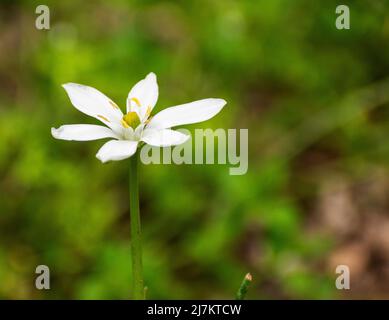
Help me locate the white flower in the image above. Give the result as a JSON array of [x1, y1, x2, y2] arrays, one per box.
[[51, 73, 227, 163]]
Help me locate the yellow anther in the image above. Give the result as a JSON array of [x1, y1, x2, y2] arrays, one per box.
[[146, 106, 152, 117], [109, 100, 120, 109], [97, 115, 110, 122], [130, 97, 141, 107]]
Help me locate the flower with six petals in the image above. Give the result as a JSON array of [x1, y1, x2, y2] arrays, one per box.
[[51, 73, 226, 163]]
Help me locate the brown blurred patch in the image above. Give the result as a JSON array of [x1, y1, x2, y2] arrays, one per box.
[[313, 170, 389, 298]]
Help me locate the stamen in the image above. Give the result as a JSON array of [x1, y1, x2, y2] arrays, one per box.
[[109, 100, 120, 109], [130, 97, 141, 107], [146, 106, 152, 117], [145, 116, 152, 125], [97, 115, 110, 122]]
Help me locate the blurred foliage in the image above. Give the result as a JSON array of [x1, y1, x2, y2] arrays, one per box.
[[1, 0, 389, 299]]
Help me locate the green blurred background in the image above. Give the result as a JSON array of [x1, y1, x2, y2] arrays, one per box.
[[1, 0, 389, 299]]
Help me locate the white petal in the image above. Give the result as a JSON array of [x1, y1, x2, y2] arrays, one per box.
[[127, 72, 158, 121], [141, 129, 190, 147], [146, 98, 226, 130], [96, 140, 138, 163], [62, 83, 123, 130], [51, 124, 119, 141]]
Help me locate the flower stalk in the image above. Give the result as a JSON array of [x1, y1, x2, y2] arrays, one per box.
[[129, 151, 144, 299]]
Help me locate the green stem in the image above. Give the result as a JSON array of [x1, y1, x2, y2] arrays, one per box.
[[236, 273, 252, 300], [129, 151, 144, 300]]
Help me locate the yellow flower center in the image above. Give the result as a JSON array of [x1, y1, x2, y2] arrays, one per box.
[[121, 111, 140, 129]]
